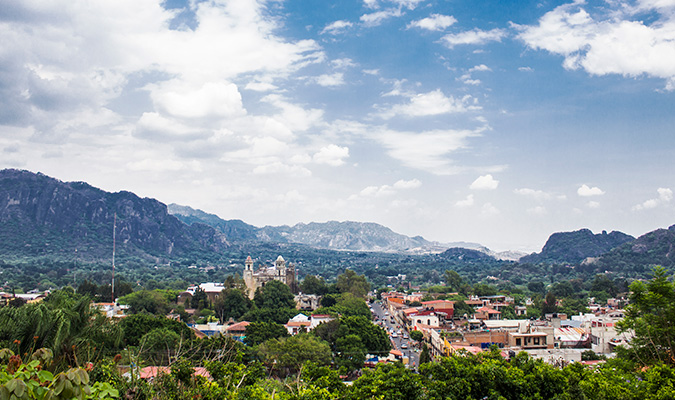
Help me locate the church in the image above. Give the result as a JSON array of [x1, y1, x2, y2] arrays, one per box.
[[243, 255, 297, 299]]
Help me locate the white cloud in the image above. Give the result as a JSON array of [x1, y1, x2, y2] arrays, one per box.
[[441, 28, 507, 48], [330, 120, 484, 175], [455, 194, 474, 207], [408, 14, 457, 31], [393, 179, 422, 189], [633, 187, 673, 210], [469, 64, 491, 72], [586, 201, 601, 208], [519, 66, 534, 72], [378, 89, 480, 118], [351, 178, 421, 199], [577, 184, 605, 197], [363, 0, 378, 9], [313, 73, 346, 87], [374, 128, 480, 174], [360, 8, 402, 26], [481, 202, 500, 216], [321, 20, 353, 35], [391, 0, 425, 9], [514, 188, 552, 200], [313, 144, 350, 166], [516, 1, 675, 90], [470, 174, 499, 190], [149, 80, 246, 120]]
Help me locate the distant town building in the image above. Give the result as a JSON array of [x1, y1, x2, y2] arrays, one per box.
[[243, 255, 297, 299]]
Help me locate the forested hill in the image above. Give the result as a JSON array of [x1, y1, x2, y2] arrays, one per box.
[[520, 228, 635, 265], [0, 169, 228, 262], [596, 224, 675, 272]]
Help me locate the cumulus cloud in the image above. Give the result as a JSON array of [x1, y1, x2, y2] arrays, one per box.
[[350, 178, 421, 199], [313, 144, 350, 166], [516, 0, 675, 90], [514, 188, 552, 200], [360, 8, 402, 26], [470, 174, 499, 190], [408, 14, 457, 31], [441, 28, 507, 48], [481, 202, 500, 216], [586, 201, 600, 209], [455, 194, 474, 207], [577, 184, 605, 197], [633, 187, 673, 210], [393, 179, 422, 189], [313, 73, 346, 87], [321, 20, 353, 35], [377, 89, 480, 118]]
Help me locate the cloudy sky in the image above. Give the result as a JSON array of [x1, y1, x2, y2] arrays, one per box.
[[1, 0, 674, 252]]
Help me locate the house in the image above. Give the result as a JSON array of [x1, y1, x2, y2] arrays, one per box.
[[475, 306, 501, 321], [178, 282, 227, 305], [508, 332, 551, 349], [285, 314, 311, 335], [309, 314, 333, 330], [224, 321, 250, 342], [409, 310, 441, 328]]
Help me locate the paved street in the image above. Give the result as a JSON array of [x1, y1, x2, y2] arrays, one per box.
[[370, 300, 420, 369]]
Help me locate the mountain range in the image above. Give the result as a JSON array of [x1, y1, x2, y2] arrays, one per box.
[[1, 169, 673, 272]]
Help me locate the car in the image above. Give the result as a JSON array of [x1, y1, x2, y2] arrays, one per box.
[[403, 334, 409, 339], [391, 333, 397, 338], [401, 343, 408, 349]]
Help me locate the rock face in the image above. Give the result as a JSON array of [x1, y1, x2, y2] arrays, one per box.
[[268, 221, 433, 252], [520, 228, 635, 265], [0, 169, 228, 260], [170, 204, 439, 253], [598, 224, 675, 268]]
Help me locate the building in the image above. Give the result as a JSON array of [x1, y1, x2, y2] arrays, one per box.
[[243, 255, 297, 299]]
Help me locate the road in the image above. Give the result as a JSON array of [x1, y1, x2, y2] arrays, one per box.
[[370, 300, 420, 369]]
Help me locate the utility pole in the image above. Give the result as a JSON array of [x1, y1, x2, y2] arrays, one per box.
[[112, 213, 116, 303]]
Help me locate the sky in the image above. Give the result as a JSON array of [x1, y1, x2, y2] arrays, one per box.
[[1, 0, 674, 253]]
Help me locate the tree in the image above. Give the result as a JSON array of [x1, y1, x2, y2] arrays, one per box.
[[257, 334, 331, 376], [244, 322, 289, 347], [350, 363, 423, 400], [542, 292, 558, 315], [337, 316, 391, 356], [191, 287, 209, 310], [253, 280, 296, 310], [410, 330, 424, 343], [336, 269, 370, 298], [214, 288, 251, 323], [419, 343, 431, 365], [444, 270, 464, 291], [300, 275, 328, 295], [335, 334, 367, 373], [616, 266, 675, 366], [528, 281, 546, 295], [118, 290, 170, 315]]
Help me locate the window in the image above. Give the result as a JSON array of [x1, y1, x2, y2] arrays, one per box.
[[516, 338, 522, 346]]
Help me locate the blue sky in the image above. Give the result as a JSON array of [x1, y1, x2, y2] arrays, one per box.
[[1, 0, 674, 252]]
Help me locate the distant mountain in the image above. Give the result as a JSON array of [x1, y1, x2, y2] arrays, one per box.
[[0, 169, 228, 262], [169, 203, 445, 253], [520, 228, 635, 265], [168, 204, 259, 242], [596, 224, 675, 270]]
